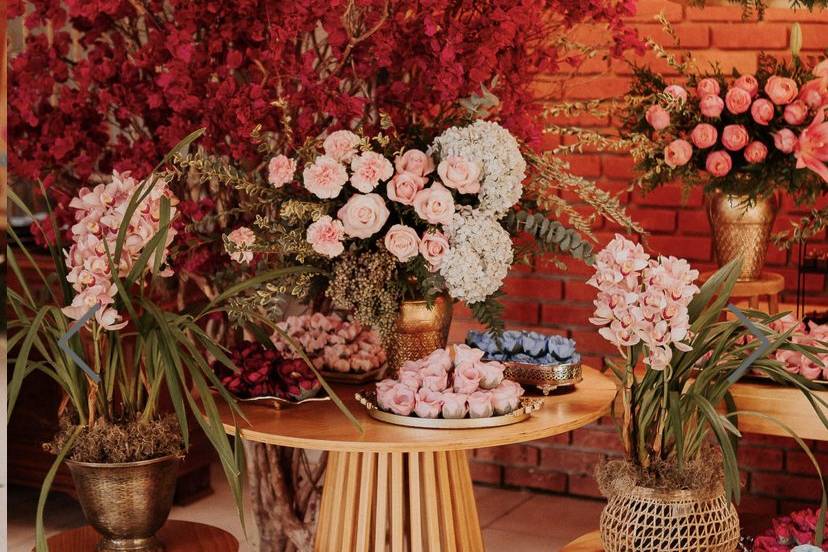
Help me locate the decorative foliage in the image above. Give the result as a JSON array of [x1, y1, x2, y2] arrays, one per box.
[[506, 211, 596, 265]]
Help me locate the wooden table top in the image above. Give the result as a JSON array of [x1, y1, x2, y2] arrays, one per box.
[[562, 530, 602, 552], [699, 271, 785, 296], [217, 366, 617, 453], [38, 520, 239, 552], [730, 377, 828, 441]]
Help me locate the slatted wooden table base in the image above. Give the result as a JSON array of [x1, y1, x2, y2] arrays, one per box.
[[315, 450, 482, 552]]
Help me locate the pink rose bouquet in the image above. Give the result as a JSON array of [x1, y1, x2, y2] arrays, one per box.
[[374, 345, 521, 419]]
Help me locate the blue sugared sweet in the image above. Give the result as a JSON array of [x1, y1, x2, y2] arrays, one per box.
[[466, 330, 578, 365]]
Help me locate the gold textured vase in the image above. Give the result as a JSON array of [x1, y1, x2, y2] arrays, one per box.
[[387, 296, 453, 376], [706, 192, 779, 281], [66, 455, 181, 552]]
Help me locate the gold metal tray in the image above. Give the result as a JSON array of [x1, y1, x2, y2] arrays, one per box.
[[355, 390, 543, 429], [502, 361, 582, 395], [232, 393, 329, 409]]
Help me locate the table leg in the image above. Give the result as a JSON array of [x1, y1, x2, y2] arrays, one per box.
[[314, 450, 483, 552]]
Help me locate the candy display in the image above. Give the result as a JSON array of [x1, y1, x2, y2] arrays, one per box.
[[215, 341, 321, 401], [466, 330, 580, 365], [272, 312, 386, 375], [769, 314, 828, 382], [373, 345, 526, 419]]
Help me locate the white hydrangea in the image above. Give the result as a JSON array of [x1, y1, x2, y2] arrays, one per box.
[[439, 209, 513, 304], [430, 120, 526, 218]]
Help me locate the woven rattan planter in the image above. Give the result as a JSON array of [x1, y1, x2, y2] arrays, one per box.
[[600, 485, 740, 552]]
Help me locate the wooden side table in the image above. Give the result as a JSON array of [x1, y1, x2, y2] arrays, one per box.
[[37, 520, 239, 552], [217, 367, 617, 552], [700, 271, 785, 314], [562, 530, 602, 552]]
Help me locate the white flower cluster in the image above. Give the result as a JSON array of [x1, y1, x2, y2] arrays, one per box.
[[439, 209, 513, 303], [430, 120, 526, 217]]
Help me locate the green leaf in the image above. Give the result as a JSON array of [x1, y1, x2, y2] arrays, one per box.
[[36, 426, 82, 552], [9, 306, 50, 419]]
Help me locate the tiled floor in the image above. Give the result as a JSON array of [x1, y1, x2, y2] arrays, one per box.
[[8, 466, 604, 551]]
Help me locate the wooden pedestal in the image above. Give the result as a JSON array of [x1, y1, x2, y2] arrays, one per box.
[[315, 450, 482, 552]]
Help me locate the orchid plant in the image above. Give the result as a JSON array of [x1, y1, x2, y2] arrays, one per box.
[[590, 235, 828, 540]]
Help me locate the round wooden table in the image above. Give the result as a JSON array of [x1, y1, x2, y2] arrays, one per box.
[[700, 271, 785, 314], [562, 530, 602, 552], [217, 366, 617, 552], [37, 520, 239, 551]]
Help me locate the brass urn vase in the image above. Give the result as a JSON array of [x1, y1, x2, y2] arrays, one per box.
[[600, 485, 740, 552], [706, 192, 779, 281], [387, 295, 453, 375], [66, 454, 181, 552]]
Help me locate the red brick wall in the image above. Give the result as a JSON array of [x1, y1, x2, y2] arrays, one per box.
[[456, 1, 828, 519]]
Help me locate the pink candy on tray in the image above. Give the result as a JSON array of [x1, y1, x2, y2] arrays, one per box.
[[770, 314, 828, 381], [375, 345, 525, 419]]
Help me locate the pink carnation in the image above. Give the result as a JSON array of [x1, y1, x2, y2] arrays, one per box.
[[268, 155, 296, 188], [322, 130, 360, 163], [303, 155, 348, 199], [306, 215, 345, 258], [350, 151, 393, 193], [227, 226, 256, 264]]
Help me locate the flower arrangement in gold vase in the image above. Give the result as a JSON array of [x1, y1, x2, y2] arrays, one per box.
[[549, 20, 828, 280], [588, 235, 828, 551]]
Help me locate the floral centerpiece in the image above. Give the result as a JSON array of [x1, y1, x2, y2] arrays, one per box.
[[550, 21, 828, 279], [588, 235, 828, 551]]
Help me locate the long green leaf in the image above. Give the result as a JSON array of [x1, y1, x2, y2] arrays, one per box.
[[36, 426, 82, 552], [9, 306, 50, 419]]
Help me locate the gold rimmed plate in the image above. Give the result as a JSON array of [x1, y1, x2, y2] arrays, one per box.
[[319, 365, 386, 385], [354, 390, 543, 429], [501, 360, 582, 395]]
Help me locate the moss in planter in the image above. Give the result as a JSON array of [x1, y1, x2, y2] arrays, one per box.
[[46, 413, 185, 463]]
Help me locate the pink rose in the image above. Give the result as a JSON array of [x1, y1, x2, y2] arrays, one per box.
[[413, 183, 455, 225], [306, 215, 345, 258], [453, 362, 482, 394], [226, 226, 256, 264], [376, 378, 398, 410], [721, 125, 749, 151], [799, 78, 828, 109], [815, 60, 828, 79], [645, 105, 670, 130], [690, 123, 718, 149], [337, 193, 390, 239], [700, 94, 725, 118], [734, 74, 759, 97], [322, 130, 360, 163], [419, 230, 449, 271], [394, 149, 435, 177], [384, 224, 420, 262], [664, 84, 688, 102], [784, 100, 809, 125], [750, 98, 775, 125], [477, 361, 505, 390], [420, 363, 449, 392], [453, 344, 485, 366], [440, 392, 468, 419], [437, 156, 481, 194], [725, 87, 752, 114], [414, 388, 443, 418], [350, 151, 393, 193], [303, 155, 348, 199], [422, 348, 452, 372], [765, 76, 799, 105], [663, 139, 693, 168], [490, 380, 525, 415], [399, 370, 422, 390], [382, 382, 416, 416], [773, 128, 798, 153], [401, 359, 425, 372], [705, 150, 732, 177], [696, 78, 721, 98], [744, 141, 768, 164], [268, 154, 296, 188], [386, 172, 426, 205], [467, 391, 494, 419]]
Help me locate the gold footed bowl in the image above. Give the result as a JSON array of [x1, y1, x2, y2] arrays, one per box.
[[600, 484, 740, 552], [706, 191, 779, 281], [387, 295, 453, 376], [66, 454, 182, 552]]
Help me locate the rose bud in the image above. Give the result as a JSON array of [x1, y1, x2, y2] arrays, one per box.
[[414, 389, 443, 419], [491, 380, 525, 415], [784, 100, 808, 125], [477, 361, 506, 390], [750, 99, 775, 126], [440, 392, 469, 419], [467, 391, 495, 419]]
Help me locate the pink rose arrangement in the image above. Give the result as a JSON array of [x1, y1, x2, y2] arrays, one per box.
[[272, 313, 386, 374], [589, 235, 699, 371], [620, 53, 828, 203], [375, 345, 525, 419], [62, 170, 178, 330]]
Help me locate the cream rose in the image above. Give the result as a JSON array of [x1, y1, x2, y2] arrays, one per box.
[[387, 172, 426, 205], [384, 224, 420, 262], [337, 193, 390, 238], [437, 156, 481, 194], [303, 155, 348, 199], [306, 215, 345, 258], [413, 183, 455, 226], [322, 130, 361, 163], [419, 230, 449, 271], [394, 149, 435, 177]]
